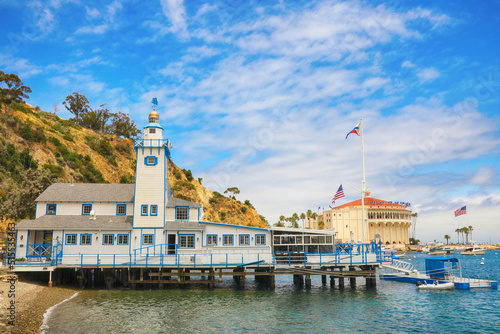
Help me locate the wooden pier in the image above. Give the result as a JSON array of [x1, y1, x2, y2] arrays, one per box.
[[23, 264, 378, 290]]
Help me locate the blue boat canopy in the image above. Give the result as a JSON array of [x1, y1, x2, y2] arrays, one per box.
[[425, 257, 459, 279]]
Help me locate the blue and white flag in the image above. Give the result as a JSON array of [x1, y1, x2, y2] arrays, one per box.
[[152, 97, 158, 106]]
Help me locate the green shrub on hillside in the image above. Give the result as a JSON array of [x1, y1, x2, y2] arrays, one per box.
[[42, 164, 64, 177]]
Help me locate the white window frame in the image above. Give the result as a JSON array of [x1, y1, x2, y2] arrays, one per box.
[[207, 234, 217, 246], [118, 234, 129, 245], [179, 234, 195, 248], [103, 234, 114, 245], [175, 207, 189, 221]]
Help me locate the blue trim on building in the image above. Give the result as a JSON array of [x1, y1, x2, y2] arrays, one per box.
[[178, 234, 195, 248], [65, 234, 77, 245], [206, 234, 218, 246], [141, 205, 148, 216], [223, 234, 234, 246], [255, 234, 266, 245], [118, 234, 129, 245], [103, 234, 114, 245], [239, 234, 250, 246], [175, 206, 189, 221], [80, 234, 92, 245], [116, 204, 127, 215], [200, 221, 268, 231], [144, 156, 158, 166], [46, 203, 57, 215], [142, 234, 154, 246], [82, 204, 92, 215], [150, 205, 158, 216]]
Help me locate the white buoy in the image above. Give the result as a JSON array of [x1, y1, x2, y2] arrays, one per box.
[[480, 262, 484, 265], [408, 259, 411, 261], [413, 256, 416, 258], [481, 257, 485, 260]]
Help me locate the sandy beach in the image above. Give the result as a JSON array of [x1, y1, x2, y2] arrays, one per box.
[[0, 271, 78, 334]]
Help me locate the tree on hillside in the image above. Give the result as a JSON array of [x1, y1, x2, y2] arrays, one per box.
[[63, 92, 90, 121], [0, 169, 58, 220], [108, 111, 140, 138], [444, 234, 451, 245], [80, 104, 111, 132], [224, 187, 240, 200], [0, 70, 32, 113]]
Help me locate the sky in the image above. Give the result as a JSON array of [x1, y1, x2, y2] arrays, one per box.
[[1, 0, 499, 243]]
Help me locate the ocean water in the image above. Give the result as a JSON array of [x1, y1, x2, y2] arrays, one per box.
[[44, 252, 500, 333]]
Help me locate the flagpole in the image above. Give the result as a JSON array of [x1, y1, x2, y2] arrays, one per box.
[[360, 118, 366, 243]]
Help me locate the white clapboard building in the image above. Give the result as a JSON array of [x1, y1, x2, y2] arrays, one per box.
[[13, 111, 279, 269]]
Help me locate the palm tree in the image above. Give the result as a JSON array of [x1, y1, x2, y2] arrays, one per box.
[[444, 234, 451, 245], [463, 227, 470, 244], [455, 228, 461, 244], [279, 215, 285, 225], [318, 220, 324, 229], [300, 213, 306, 228], [468, 225, 473, 244]]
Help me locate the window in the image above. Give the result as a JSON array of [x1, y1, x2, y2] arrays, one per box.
[[207, 234, 217, 246], [82, 204, 92, 215], [239, 234, 249, 246], [66, 234, 76, 245], [144, 156, 158, 166], [256, 234, 266, 245], [141, 205, 148, 216], [46, 204, 56, 215], [103, 234, 114, 245], [117, 204, 126, 215], [143, 234, 153, 245], [179, 234, 195, 248], [150, 205, 158, 216], [149, 128, 156, 134], [223, 234, 233, 246], [175, 207, 189, 220], [118, 234, 129, 245], [81, 234, 91, 245]]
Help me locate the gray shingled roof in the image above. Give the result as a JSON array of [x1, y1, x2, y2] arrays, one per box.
[[166, 197, 202, 208], [164, 221, 205, 230], [16, 215, 133, 230], [36, 183, 135, 203]]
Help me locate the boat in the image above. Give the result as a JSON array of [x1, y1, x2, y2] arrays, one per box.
[[380, 257, 498, 290], [427, 246, 455, 256], [460, 245, 486, 256], [416, 281, 455, 290]]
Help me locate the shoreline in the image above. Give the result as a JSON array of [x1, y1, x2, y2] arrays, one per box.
[[0, 274, 79, 334]]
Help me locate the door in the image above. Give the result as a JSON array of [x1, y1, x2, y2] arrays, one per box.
[[167, 234, 176, 254]]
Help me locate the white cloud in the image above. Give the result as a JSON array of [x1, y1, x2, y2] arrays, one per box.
[[417, 67, 440, 82], [75, 24, 110, 35], [160, 0, 188, 38], [0, 53, 42, 78], [85, 6, 100, 19], [401, 60, 416, 68]]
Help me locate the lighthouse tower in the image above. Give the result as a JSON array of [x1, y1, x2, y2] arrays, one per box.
[[133, 110, 171, 230]]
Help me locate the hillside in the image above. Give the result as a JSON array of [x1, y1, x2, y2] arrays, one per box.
[[0, 103, 268, 229]]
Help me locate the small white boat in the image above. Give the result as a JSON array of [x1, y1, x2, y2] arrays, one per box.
[[427, 246, 455, 255], [460, 245, 486, 256], [416, 281, 455, 290]]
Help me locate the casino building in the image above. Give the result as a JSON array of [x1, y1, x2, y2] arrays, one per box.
[[306, 190, 412, 244]]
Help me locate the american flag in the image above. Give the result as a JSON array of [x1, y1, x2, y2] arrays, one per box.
[[332, 185, 345, 204], [454, 205, 467, 217]]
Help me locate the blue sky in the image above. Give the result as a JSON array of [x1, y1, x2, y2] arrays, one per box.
[[1, 0, 500, 243]]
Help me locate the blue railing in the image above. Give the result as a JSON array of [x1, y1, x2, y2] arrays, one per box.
[[27, 244, 52, 257], [16, 243, 391, 268], [134, 139, 170, 148]]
